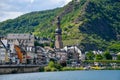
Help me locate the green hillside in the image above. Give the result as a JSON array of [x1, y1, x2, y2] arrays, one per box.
[[0, 0, 120, 51]]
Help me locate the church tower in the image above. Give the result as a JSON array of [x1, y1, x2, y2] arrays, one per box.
[[55, 16, 63, 49]]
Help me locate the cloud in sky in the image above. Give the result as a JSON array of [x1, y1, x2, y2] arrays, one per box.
[[0, 11, 23, 22], [0, 0, 72, 22]]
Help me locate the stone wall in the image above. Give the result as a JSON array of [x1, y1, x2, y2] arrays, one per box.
[[0, 65, 41, 74]]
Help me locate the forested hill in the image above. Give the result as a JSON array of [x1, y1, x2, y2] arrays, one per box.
[[0, 0, 120, 51]]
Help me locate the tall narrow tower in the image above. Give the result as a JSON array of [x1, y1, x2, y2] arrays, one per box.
[[55, 16, 63, 49]]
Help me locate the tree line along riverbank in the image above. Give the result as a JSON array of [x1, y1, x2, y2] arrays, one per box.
[[39, 60, 120, 72]]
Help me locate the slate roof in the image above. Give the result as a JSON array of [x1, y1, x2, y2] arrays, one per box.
[[7, 34, 34, 39]]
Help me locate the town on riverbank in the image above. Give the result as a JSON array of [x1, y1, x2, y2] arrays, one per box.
[[0, 17, 120, 73]]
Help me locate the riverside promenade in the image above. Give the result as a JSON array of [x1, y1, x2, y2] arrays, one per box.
[[0, 65, 44, 74]]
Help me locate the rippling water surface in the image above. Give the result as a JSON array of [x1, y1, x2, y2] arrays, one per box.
[[0, 70, 120, 80]]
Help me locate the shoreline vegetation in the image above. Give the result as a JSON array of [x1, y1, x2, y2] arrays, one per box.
[[42, 66, 120, 72], [41, 60, 120, 72]]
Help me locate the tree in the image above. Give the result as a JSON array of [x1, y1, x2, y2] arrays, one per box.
[[86, 51, 95, 60], [103, 51, 112, 60], [50, 42, 54, 48], [95, 54, 103, 60], [44, 61, 62, 71], [55, 62, 62, 70], [48, 61, 55, 68], [117, 55, 120, 60], [108, 43, 120, 52]]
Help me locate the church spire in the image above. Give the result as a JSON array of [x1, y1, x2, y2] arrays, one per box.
[[57, 16, 60, 28], [55, 16, 63, 49], [55, 16, 62, 35]]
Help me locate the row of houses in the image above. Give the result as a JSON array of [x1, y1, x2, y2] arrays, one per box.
[[0, 34, 35, 64], [1, 33, 119, 66], [0, 33, 84, 65]]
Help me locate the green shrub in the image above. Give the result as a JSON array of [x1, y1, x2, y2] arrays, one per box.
[[62, 67, 84, 71], [44, 66, 51, 72], [44, 61, 62, 72], [51, 68, 57, 71], [48, 61, 55, 68]]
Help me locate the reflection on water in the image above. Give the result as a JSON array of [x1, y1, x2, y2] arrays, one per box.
[[0, 70, 120, 80]]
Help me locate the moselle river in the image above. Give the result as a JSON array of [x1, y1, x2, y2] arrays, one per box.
[[0, 70, 120, 80]]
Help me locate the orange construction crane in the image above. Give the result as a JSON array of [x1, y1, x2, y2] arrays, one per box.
[[14, 45, 27, 63]]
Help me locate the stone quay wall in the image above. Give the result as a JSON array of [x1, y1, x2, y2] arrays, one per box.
[[0, 65, 42, 74]]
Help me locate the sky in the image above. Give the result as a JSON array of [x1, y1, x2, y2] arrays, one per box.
[[0, 0, 72, 22]]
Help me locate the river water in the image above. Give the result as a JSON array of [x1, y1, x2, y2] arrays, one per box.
[[0, 70, 120, 80]]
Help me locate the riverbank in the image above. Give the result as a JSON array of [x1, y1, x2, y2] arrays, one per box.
[[0, 65, 120, 75], [42, 61, 120, 72], [1, 60, 120, 74], [43, 66, 120, 72], [0, 65, 43, 74]]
